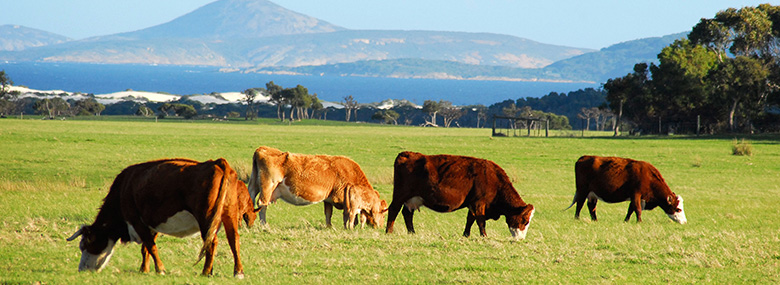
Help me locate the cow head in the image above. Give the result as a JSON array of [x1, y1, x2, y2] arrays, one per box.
[[236, 180, 260, 228], [248, 146, 287, 210], [506, 204, 535, 241], [664, 194, 687, 224], [66, 225, 117, 272], [364, 200, 389, 229]]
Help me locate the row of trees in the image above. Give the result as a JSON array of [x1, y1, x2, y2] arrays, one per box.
[[605, 4, 780, 134], [243, 81, 325, 121]]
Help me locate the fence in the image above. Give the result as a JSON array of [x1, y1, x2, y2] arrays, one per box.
[[491, 115, 549, 137]]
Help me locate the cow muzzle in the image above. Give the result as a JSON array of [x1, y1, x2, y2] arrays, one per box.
[[77, 239, 116, 272]]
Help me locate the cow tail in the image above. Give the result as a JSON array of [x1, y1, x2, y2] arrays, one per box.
[[563, 200, 576, 211], [196, 160, 231, 265]]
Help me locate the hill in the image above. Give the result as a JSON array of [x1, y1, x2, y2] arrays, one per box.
[[246, 33, 686, 83], [0, 0, 592, 69], [0, 25, 71, 51], [541, 32, 688, 82]]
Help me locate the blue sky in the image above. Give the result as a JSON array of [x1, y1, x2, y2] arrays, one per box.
[[1, 0, 776, 49]]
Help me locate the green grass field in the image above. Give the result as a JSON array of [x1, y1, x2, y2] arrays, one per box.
[[1, 118, 779, 283]]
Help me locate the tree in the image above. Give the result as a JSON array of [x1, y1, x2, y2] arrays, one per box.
[[33, 97, 69, 118], [422, 100, 442, 126], [73, 98, 105, 116], [135, 104, 154, 117], [439, 102, 464, 128], [649, 39, 718, 122], [342, 95, 358, 122], [371, 109, 400, 124], [310, 93, 324, 119], [707, 56, 770, 132], [0, 70, 18, 116], [604, 63, 651, 135], [242, 88, 262, 120], [0, 70, 12, 97], [288, 85, 311, 120], [265, 81, 284, 121]]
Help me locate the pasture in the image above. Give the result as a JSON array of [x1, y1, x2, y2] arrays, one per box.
[[1, 118, 778, 283]]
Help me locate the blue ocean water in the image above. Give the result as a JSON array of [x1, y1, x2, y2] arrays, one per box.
[[0, 61, 597, 105]]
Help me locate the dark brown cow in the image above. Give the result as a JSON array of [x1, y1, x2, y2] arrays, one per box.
[[566, 155, 687, 224], [67, 158, 259, 278], [385, 151, 535, 240]]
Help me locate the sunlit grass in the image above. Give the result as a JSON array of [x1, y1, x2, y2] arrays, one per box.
[[1, 118, 778, 283]]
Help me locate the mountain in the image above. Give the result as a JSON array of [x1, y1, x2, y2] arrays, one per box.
[[247, 33, 687, 83], [0, 0, 592, 69], [99, 0, 344, 40], [541, 32, 688, 82], [0, 25, 71, 51]]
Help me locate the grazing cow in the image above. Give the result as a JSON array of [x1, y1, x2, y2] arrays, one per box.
[[566, 155, 687, 224], [247, 146, 387, 229], [67, 158, 259, 278], [385, 151, 535, 240]]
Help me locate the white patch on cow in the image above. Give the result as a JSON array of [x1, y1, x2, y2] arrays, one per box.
[[274, 178, 317, 206], [667, 195, 687, 224], [404, 196, 424, 211], [126, 223, 141, 243], [509, 208, 535, 241], [154, 211, 200, 238], [78, 239, 116, 272], [641, 200, 647, 210]]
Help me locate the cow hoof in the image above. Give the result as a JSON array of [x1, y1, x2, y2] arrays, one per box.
[[235, 273, 245, 279]]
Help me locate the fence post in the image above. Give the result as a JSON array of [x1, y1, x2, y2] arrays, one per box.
[[545, 120, 549, 137], [696, 115, 701, 136], [491, 116, 496, 136]]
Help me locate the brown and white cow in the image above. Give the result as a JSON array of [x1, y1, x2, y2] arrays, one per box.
[[247, 146, 387, 229], [67, 158, 259, 278], [566, 155, 687, 224], [385, 151, 535, 240]]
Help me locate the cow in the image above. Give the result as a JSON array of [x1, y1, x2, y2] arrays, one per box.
[[566, 155, 687, 224], [247, 146, 387, 229], [66, 158, 259, 278], [385, 151, 536, 240]]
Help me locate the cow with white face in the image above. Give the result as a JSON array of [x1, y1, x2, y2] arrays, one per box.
[[386, 151, 536, 240], [247, 146, 387, 229], [67, 158, 258, 277], [567, 155, 687, 224]]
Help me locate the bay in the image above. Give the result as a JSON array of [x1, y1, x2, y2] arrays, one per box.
[[1, 61, 597, 105]]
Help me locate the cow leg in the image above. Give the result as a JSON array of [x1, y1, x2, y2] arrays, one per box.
[[257, 206, 267, 226], [626, 195, 642, 222], [359, 211, 367, 229], [134, 225, 166, 274], [324, 202, 333, 228], [573, 193, 588, 219], [463, 211, 476, 237], [401, 205, 416, 234], [342, 209, 356, 230], [201, 234, 218, 276], [473, 206, 488, 237], [385, 202, 403, 233], [222, 212, 244, 278], [139, 233, 158, 273], [587, 195, 598, 221]]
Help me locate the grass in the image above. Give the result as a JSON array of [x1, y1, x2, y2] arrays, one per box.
[[1, 118, 779, 283]]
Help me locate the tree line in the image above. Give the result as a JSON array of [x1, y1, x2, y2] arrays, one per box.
[[1, 68, 609, 129], [604, 4, 780, 134]]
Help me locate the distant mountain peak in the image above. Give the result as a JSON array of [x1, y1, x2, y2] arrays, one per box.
[[114, 0, 345, 40], [0, 25, 71, 51]]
